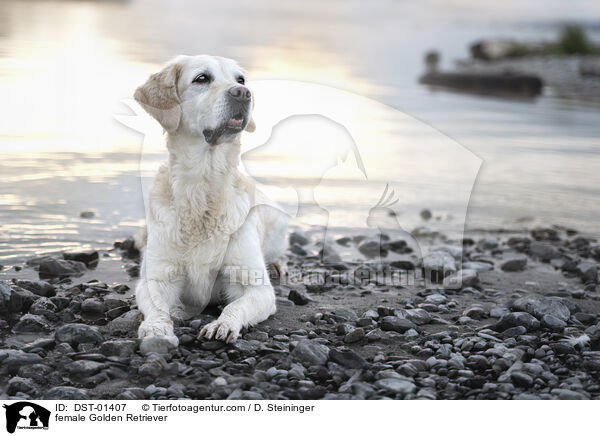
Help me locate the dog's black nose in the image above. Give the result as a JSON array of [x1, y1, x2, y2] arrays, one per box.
[[228, 85, 251, 101]]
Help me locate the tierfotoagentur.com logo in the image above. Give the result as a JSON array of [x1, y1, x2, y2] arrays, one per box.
[[2, 402, 50, 433]]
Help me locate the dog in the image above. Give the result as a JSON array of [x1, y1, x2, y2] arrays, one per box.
[[133, 55, 288, 353]]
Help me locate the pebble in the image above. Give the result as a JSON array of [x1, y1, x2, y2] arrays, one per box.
[[7, 376, 40, 397], [81, 298, 106, 314], [530, 242, 560, 262], [541, 314, 566, 331], [13, 314, 51, 332], [38, 259, 87, 278], [344, 328, 365, 343], [291, 340, 329, 366], [422, 251, 456, 283], [55, 323, 104, 346], [287, 289, 310, 306], [576, 261, 598, 283], [1, 350, 44, 373], [100, 339, 138, 357], [405, 308, 432, 325], [63, 251, 100, 268], [510, 371, 534, 388], [65, 360, 107, 377], [358, 239, 385, 259], [425, 293, 448, 305], [13, 280, 56, 297], [501, 257, 527, 272], [550, 388, 589, 400], [44, 386, 89, 400], [375, 378, 416, 395], [463, 305, 486, 320], [494, 312, 540, 332], [510, 297, 570, 322], [289, 231, 310, 246], [380, 316, 417, 333], [329, 349, 369, 369]]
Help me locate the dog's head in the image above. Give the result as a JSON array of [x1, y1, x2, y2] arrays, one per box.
[[134, 55, 255, 145]]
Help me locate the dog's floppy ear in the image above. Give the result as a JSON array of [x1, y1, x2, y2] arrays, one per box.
[[134, 62, 182, 132]]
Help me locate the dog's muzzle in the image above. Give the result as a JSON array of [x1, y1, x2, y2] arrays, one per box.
[[203, 86, 251, 146]]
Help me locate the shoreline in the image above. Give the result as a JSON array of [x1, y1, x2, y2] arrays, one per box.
[[0, 223, 599, 400]]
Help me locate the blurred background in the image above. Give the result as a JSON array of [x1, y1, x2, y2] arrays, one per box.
[[1, 0, 599, 263]]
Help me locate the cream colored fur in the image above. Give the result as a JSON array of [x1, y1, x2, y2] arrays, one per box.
[[133, 55, 287, 354]]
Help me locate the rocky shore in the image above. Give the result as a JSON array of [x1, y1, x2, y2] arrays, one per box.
[[1, 225, 599, 400]]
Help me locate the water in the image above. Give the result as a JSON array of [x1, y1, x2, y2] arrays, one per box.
[[1, 0, 599, 264]]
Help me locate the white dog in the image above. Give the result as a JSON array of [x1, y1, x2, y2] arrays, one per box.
[[133, 55, 288, 353]]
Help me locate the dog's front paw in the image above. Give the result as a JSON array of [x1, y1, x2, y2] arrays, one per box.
[[198, 319, 240, 343], [140, 335, 179, 355], [138, 320, 178, 354]]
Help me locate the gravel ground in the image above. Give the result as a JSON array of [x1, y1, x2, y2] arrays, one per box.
[[1, 225, 599, 400]]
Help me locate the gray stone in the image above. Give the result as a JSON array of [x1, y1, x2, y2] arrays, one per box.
[[108, 310, 142, 334], [550, 388, 589, 400], [329, 349, 368, 369], [425, 293, 447, 305], [291, 340, 329, 366], [63, 251, 99, 268], [0, 281, 27, 315], [577, 261, 598, 283], [380, 316, 416, 333], [7, 376, 40, 397], [81, 298, 106, 314], [289, 231, 310, 246], [38, 259, 87, 278], [405, 308, 432, 325], [329, 308, 359, 323], [463, 305, 486, 320], [13, 280, 56, 297], [510, 297, 570, 322], [358, 239, 385, 259], [423, 251, 456, 283], [541, 314, 566, 331], [511, 371, 533, 388], [0, 350, 44, 373], [530, 242, 560, 262], [65, 360, 107, 377], [344, 328, 365, 343], [501, 257, 527, 272], [55, 323, 104, 346], [13, 314, 51, 333], [494, 312, 540, 332], [287, 289, 310, 306], [100, 339, 139, 357], [550, 342, 576, 355], [138, 355, 165, 378], [375, 378, 416, 395], [44, 386, 89, 400], [462, 261, 493, 272], [29, 297, 57, 315]]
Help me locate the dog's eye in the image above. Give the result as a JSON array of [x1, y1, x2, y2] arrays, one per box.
[[237, 76, 245, 85], [192, 73, 211, 84]]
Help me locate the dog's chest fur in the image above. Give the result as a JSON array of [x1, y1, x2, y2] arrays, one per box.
[[149, 158, 254, 266]]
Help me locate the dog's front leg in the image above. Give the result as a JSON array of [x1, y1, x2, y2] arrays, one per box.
[[199, 216, 276, 343], [136, 257, 183, 354]]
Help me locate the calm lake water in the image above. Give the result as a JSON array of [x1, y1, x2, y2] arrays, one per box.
[[1, 0, 599, 263]]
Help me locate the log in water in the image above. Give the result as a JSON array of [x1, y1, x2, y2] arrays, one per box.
[[419, 72, 543, 97]]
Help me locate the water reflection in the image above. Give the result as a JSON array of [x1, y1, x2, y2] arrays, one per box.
[[0, 0, 599, 263]]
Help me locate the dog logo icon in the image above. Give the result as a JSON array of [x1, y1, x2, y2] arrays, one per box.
[[3, 402, 50, 433]]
